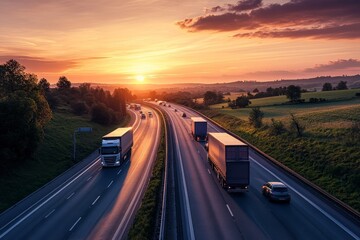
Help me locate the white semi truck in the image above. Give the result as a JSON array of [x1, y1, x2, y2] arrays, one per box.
[[207, 132, 250, 192], [190, 117, 207, 141], [100, 127, 133, 167]]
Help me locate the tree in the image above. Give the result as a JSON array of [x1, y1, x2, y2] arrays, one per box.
[[56, 76, 71, 90], [322, 82, 332, 91], [253, 88, 259, 93], [235, 96, 251, 108], [336, 81, 348, 90], [91, 103, 111, 125], [38, 78, 50, 94], [286, 85, 301, 102], [203, 91, 218, 105], [0, 60, 52, 168], [249, 107, 264, 128], [289, 113, 305, 137]]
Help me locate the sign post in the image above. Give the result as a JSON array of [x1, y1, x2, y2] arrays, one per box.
[[73, 127, 93, 161]]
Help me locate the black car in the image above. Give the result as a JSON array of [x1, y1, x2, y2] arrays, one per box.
[[262, 182, 291, 203]]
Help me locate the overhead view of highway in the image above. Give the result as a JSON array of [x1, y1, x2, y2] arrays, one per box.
[[155, 102, 360, 240], [0, 107, 161, 240]]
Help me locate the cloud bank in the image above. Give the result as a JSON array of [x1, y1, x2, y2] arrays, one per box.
[[178, 0, 360, 39]]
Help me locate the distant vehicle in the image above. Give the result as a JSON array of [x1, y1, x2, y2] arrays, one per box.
[[262, 182, 291, 202], [191, 117, 207, 141], [155, 99, 158, 102], [182, 113, 187, 117], [207, 132, 250, 192], [135, 104, 141, 110], [168, 104, 171, 107], [100, 128, 133, 167], [141, 113, 146, 119], [148, 111, 153, 117], [174, 109, 177, 112], [139, 110, 143, 114]]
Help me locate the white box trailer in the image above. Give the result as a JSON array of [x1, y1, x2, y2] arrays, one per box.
[[207, 132, 249, 192], [100, 127, 133, 167], [190, 117, 207, 141]]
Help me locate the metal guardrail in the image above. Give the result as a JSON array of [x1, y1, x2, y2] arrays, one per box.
[[186, 106, 360, 221]]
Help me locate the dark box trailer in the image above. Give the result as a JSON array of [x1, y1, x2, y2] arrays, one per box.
[[190, 117, 207, 141], [207, 132, 249, 192], [101, 127, 133, 167]]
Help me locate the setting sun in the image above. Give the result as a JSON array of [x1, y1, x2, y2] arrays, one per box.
[[135, 75, 145, 83]]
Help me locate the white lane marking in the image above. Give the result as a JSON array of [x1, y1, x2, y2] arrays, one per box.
[[0, 159, 100, 238], [69, 217, 82, 232], [92, 196, 100, 206], [66, 192, 75, 200], [226, 204, 234, 217], [117, 169, 122, 175], [86, 176, 92, 181], [172, 115, 195, 240], [44, 209, 55, 219], [107, 180, 113, 189], [251, 157, 360, 240], [208, 169, 211, 175]]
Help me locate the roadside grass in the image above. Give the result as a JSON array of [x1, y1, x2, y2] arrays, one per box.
[[210, 89, 360, 109], [128, 110, 165, 240], [0, 111, 129, 213], [201, 103, 360, 212]]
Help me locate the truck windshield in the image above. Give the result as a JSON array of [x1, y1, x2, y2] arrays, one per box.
[[273, 187, 288, 192], [101, 147, 119, 154]]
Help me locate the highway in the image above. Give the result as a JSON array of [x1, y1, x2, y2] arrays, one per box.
[[0, 106, 161, 240], [158, 102, 360, 240]]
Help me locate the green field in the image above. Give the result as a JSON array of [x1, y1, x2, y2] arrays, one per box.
[[210, 89, 360, 123], [0, 111, 129, 212], [201, 89, 360, 211], [211, 89, 360, 109]]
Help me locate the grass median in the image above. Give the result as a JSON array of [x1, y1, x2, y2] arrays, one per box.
[[128, 109, 166, 240]]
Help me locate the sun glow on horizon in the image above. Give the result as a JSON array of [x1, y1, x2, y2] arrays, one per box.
[[135, 75, 145, 83]]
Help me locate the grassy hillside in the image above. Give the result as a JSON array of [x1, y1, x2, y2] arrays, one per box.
[[210, 89, 360, 123], [0, 111, 129, 212], [201, 90, 360, 212]]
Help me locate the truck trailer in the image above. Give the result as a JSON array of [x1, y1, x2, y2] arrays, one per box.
[[190, 117, 207, 141], [100, 127, 133, 167], [207, 132, 250, 192]]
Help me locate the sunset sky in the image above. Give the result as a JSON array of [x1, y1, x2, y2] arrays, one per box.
[[1, 0, 359, 84]]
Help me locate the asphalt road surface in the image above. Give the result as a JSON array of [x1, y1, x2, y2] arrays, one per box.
[[159, 102, 360, 240]]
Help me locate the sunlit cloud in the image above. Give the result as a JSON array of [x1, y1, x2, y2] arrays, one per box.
[[177, 0, 360, 39]]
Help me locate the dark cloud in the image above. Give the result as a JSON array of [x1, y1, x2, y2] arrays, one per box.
[[208, 6, 226, 13], [228, 0, 262, 12], [305, 59, 360, 72], [177, 0, 360, 39], [234, 23, 360, 39]]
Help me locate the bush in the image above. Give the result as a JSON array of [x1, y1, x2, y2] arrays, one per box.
[[71, 101, 89, 115], [249, 107, 264, 128], [90, 103, 111, 125], [269, 118, 286, 135]]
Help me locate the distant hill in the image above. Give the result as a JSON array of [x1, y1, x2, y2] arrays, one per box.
[[69, 74, 360, 94]]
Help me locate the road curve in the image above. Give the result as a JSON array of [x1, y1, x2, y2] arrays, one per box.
[[0, 106, 161, 240]]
